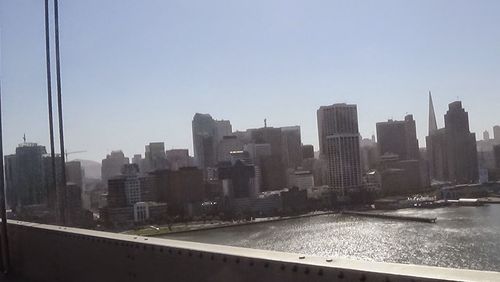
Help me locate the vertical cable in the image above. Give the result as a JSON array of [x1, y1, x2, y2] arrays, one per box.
[[0, 52, 11, 275], [54, 0, 67, 225], [44, 0, 58, 214]]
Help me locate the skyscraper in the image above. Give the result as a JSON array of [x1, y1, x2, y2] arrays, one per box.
[[426, 96, 478, 184], [317, 103, 362, 195], [494, 125, 500, 142], [483, 131, 490, 141], [444, 101, 478, 183], [145, 142, 168, 171], [301, 144, 315, 160], [428, 91, 438, 135], [192, 113, 232, 169], [376, 114, 419, 161], [281, 126, 303, 169], [494, 145, 500, 169], [5, 142, 47, 210]]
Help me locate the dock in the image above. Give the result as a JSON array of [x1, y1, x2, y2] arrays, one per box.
[[342, 211, 437, 223]]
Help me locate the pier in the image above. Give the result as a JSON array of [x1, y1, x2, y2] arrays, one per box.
[[343, 211, 437, 223]]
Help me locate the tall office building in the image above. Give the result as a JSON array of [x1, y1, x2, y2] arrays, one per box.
[[376, 114, 419, 161], [101, 151, 129, 184], [145, 142, 168, 171], [248, 127, 287, 191], [494, 145, 500, 169], [494, 125, 500, 142], [214, 120, 232, 144], [66, 161, 84, 189], [444, 101, 478, 183], [301, 145, 315, 160], [249, 127, 283, 158], [483, 131, 490, 141], [192, 113, 232, 169], [426, 96, 478, 183], [281, 126, 303, 169], [5, 142, 47, 210], [317, 103, 362, 194]]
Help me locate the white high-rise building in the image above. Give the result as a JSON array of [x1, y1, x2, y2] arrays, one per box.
[[317, 103, 362, 195]]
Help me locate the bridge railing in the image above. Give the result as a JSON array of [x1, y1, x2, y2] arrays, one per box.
[[4, 220, 500, 282]]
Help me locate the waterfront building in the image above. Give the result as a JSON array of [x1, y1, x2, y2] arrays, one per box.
[[101, 164, 159, 228], [260, 155, 287, 191], [281, 187, 308, 214], [218, 160, 256, 199], [288, 170, 315, 191], [150, 167, 205, 216], [317, 103, 362, 195]]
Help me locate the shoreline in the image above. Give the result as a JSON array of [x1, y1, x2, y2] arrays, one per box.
[[131, 211, 339, 237]]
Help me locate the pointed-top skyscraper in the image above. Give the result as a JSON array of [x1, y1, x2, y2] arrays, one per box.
[[428, 91, 438, 135]]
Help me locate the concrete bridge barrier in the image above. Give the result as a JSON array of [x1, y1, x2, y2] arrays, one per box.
[[4, 220, 500, 282]]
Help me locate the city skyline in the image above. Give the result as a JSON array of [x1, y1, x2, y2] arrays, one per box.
[[1, 1, 500, 161]]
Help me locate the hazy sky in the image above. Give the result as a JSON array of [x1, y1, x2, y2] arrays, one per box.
[[1, 0, 499, 162]]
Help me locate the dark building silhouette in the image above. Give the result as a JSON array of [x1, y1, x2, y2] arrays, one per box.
[[260, 155, 287, 191], [218, 160, 256, 198], [426, 96, 478, 184], [250, 127, 284, 158], [150, 167, 205, 215], [248, 127, 287, 191], [376, 114, 419, 161], [444, 101, 478, 183], [494, 145, 500, 169], [281, 126, 303, 169], [5, 143, 47, 210], [301, 144, 315, 159], [494, 125, 500, 142]]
